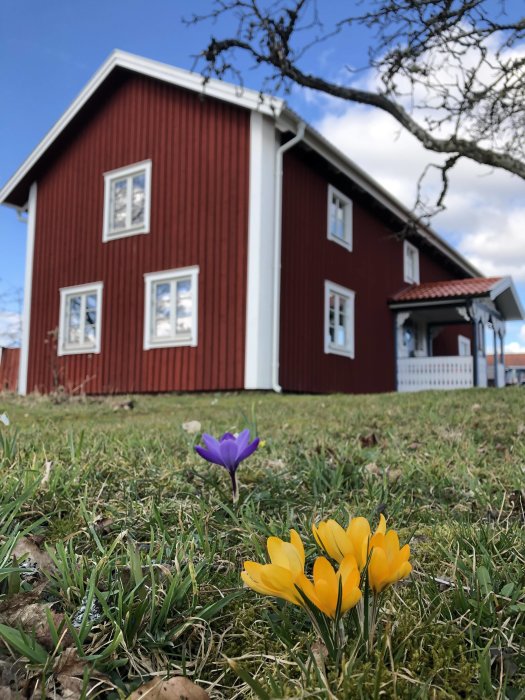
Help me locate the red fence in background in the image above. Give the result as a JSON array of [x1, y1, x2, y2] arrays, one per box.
[[0, 348, 19, 392]]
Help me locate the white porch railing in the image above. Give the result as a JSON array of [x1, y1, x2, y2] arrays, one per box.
[[397, 356, 474, 392]]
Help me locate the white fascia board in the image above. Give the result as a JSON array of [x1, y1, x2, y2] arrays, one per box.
[[489, 276, 525, 320], [244, 112, 278, 389], [18, 182, 37, 395], [277, 109, 481, 279], [113, 51, 284, 115], [0, 50, 284, 206]]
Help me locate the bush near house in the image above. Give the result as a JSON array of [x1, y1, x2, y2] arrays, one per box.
[[0, 389, 524, 698]]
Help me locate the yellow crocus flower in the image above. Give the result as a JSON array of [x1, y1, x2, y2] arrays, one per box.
[[241, 529, 306, 606], [313, 514, 386, 569], [367, 529, 412, 593], [299, 555, 362, 618]]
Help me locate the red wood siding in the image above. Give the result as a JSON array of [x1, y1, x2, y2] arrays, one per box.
[[27, 73, 250, 394], [432, 324, 473, 356], [279, 148, 467, 394], [0, 348, 20, 392]]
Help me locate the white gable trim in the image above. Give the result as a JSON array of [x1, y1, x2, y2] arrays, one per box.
[[0, 50, 284, 206], [18, 182, 37, 395]]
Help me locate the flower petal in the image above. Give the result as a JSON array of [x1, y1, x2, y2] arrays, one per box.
[[194, 445, 225, 467], [267, 537, 303, 576], [237, 438, 260, 462], [219, 432, 236, 442], [218, 439, 240, 471], [235, 429, 251, 453], [289, 529, 305, 569]]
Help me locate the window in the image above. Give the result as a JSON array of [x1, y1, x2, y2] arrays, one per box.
[[103, 160, 152, 241], [58, 282, 103, 356], [403, 240, 420, 284], [324, 281, 355, 358], [458, 335, 471, 356], [327, 185, 353, 251], [144, 266, 199, 349]]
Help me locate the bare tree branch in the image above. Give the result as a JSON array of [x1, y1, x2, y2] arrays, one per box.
[[187, 0, 525, 203]]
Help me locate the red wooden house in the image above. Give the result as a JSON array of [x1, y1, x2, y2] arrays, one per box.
[[1, 51, 523, 395]]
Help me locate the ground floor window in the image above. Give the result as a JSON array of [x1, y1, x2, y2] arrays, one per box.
[[58, 282, 103, 355], [324, 281, 355, 358], [143, 266, 199, 349]]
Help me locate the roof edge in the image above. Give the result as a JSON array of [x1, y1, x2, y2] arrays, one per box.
[[490, 276, 525, 320], [0, 50, 284, 206]]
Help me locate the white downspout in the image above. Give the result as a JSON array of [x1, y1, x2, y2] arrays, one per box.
[[18, 183, 37, 395], [272, 122, 306, 393]]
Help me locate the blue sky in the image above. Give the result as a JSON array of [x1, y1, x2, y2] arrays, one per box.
[[1, 0, 524, 351]]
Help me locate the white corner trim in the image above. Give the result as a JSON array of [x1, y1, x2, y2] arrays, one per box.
[[102, 159, 152, 242], [18, 183, 37, 395], [327, 184, 353, 251], [244, 113, 278, 389], [324, 280, 355, 359], [58, 281, 103, 356], [143, 265, 199, 350], [0, 50, 284, 206]]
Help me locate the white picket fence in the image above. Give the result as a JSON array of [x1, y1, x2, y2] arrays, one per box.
[[397, 356, 474, 392]]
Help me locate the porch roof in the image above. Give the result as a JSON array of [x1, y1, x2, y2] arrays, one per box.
[[390, 276, 524, 320]]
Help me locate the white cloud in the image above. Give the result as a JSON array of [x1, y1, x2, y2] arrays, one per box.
[[505, 341, 525, 354], [0, 311, 21, 347]]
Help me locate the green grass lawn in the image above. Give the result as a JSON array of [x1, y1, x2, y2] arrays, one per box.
[[0, 388, 524, 699]]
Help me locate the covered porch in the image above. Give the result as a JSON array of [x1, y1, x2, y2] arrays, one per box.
[[389, 277, 524, 393]]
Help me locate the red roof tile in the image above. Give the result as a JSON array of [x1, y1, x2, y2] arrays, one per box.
[[391, 277, 503, 303], [487, 353, 525, 367]]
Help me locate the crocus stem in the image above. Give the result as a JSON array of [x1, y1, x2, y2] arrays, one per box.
[[368, 593, 380, 655], [230, 470, 238, 503]]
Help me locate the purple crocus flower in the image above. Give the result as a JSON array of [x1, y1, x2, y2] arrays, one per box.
[[195, 430, 260, 501]]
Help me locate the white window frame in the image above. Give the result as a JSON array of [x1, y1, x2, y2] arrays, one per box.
[[327, 185, 353, 251], [458, 334, 471, 356], [58, 282, 103, 356], [324, 280, 355, 359], [103, 160, 152, 242], [144, 266, 199, 350], [403, 240, 420, 284]]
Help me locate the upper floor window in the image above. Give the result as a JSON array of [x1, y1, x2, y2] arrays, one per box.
[[403, 240, 420, 284], [103, 160, 152, 241], [324, 280, 355, 358], [144, 266, 199, 349], [58, 282, 103, 356], [327, 185, 353, 251]]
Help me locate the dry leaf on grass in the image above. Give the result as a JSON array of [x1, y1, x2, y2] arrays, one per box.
[[387, 468, 402, 483], [182, 421, 201, 435], [41, 648, 112, 700], [0, 588, 70, 651], [359, 433, 379, 448], [128, 676, 209, 699], [92, 516, 114, 534], [12, 536, 55, 576], [364, 462, 381, 477]]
